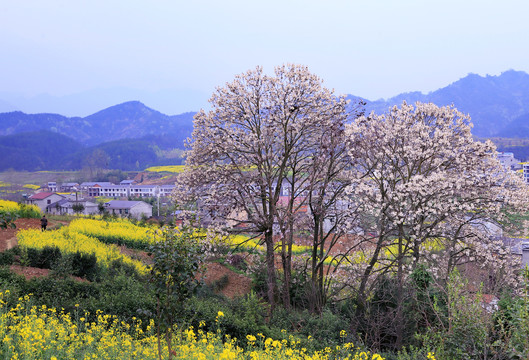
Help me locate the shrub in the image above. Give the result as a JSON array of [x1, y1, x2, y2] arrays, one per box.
[[0, 249, 16, 266], [70, 251, 99, 281], [24, 246, 62, 269]]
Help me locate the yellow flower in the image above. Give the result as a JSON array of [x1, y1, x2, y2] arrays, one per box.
[[217, 311, 224, 318]]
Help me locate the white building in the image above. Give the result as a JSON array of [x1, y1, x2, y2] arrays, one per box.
[[497, 152, 518, 171], [104, 200, 153, 219], [46, 199, 100, 216], [26, 192, 65, 213], [523, 163, 529, 184]]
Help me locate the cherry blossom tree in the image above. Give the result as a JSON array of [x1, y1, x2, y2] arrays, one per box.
[[173, 64, 351, 309]]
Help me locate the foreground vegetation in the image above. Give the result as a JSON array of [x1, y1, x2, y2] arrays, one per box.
[[0, 214, 527, 359], [0, 291, 387, 360]]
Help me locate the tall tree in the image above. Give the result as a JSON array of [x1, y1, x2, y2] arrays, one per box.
[[344, 101, 528, 348], [174, 64, 350, 309]]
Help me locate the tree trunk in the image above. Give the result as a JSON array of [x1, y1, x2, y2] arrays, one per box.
[[310, 215, 320, 313], [395, 226, 404, 350], [264, 229, 277, 311]]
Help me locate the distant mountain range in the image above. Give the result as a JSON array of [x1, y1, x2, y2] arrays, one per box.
[[2, 69, 529, 171], [349, 69, 529, 138], [0, 101, 194, 147], [0, 102, 193, 171]]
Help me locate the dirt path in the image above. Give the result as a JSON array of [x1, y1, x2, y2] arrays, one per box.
[[0, 218, 42, 251], [200, 262, 253, 299]]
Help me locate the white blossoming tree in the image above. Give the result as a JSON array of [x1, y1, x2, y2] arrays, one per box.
[[173, 64, 352, 309], [343, 101, 528, 347]]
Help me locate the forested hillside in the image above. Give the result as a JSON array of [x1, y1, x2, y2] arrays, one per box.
[[0, 131, 184, 171]]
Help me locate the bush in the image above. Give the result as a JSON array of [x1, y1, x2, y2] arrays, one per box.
[[0, 266, 156, 327], [17, 203, 41, 218], [270, 306, 346, 349], [25, 246, 62, 269], [106, 258, 143, 279], [70, 251, 99, 281], [92, 273, 156, 325], [0, 249, 16, 266], [226, 254, 247, 272]]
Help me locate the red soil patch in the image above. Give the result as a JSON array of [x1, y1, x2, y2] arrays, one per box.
[[9, 264, 50, 280], [117, 245, 154, 265], [0, 218, 42, 252], [200, 262, 253, 299]]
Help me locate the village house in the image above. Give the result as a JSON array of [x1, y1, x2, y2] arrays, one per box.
[[98, 184, 130, 198], [47, 182, 57, 192], [26, 192, 65, 213], [104, 200, 153, 219], [120, 179, 136, 186], [59, 182, 80, 192], [497, 152, 519, 171], [523, 163, 529, 184], [46, 198, 100, 216]]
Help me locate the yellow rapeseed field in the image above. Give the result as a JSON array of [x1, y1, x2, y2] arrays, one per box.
[[0, 200, 41, 218], [22, 184, 40, 190], [17, 227, 148, 275], [68, 218, 156, 250], [144, 165, 186, 173], [0, 292, 389, 360], [0, 200, 21, 213]]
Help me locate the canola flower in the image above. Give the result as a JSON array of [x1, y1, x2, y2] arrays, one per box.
[[0, 200, 41, 218], [68, 218, 156, 250], [0, 200, 20, 213], [0, 292, 386, 360], [17, 227, 148, 275], [226, 234, 311, 255], [225, 234, 264, 252], [22, 184, 40, 190], [144, 165, 186, 173]]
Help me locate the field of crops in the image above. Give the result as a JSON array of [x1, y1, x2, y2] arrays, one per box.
[[1, 211, 446, 359], [0, 200, 41, 218], [68, 218, 157, 250], [17, 227, 148, 275], [0, 292, 387, 360], [144, 165, 186, 173]]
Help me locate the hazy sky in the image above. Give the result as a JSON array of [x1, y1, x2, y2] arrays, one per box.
[[1, 0, 528, 110]]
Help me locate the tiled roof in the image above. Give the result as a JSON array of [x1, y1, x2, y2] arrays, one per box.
[[29, 192, 55, 200]]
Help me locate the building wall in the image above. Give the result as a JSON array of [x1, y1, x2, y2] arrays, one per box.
[[29, 194, 64, 213], [130, 202, 153, 219], [524, 164, 529, 184]]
